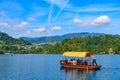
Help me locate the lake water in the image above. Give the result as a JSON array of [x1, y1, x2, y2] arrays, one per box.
[[0, 54, 120, 80]]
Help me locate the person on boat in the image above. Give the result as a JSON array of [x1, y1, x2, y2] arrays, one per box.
[[77, 59, 82, 65], [71, 58, 73, 61], [71, 58, 77, 65], [83, 60, 88, 65], [92, 56, 97, 65], [77, 58, 79, 61], [77, 59, 80, 65], [65, 58, 69, 64]]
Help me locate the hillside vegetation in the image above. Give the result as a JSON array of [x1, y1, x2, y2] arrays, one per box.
[[30, 35, 120, 54], [0, 32, 31, 53], [0, 31, 120, 54]]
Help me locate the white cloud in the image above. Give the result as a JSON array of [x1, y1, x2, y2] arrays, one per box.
[[22, 31, 32, 37], [73, 18, 82, 24], [25, 31, 31, 35], [91, 15, 111, 26], [73, 18, 88, 27], [33, 27, 46, 33], [0, 21, 29, 30], [17, 27, 47, 37], [13, 21, 29, 30], [73, 15, 111, 27], [12, 31, 32, 38], [21, 21, 29, 26], [0, 22, 10, 28], [52, 26, 61, 30], [28, 17, 36, 22]]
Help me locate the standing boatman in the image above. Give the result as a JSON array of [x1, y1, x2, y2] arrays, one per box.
[[92, 55, 97, 65]]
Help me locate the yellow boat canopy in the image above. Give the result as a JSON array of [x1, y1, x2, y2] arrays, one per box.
[[63, 52, 93, 57]]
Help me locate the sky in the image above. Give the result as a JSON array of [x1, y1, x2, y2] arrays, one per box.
[[0, 0, 120, 38]]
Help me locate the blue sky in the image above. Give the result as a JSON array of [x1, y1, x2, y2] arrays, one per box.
[[0, 0, 120, 38]]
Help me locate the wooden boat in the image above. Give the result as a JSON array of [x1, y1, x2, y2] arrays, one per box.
[[60, 60, 101, 70], [60, 52, 101, 70]]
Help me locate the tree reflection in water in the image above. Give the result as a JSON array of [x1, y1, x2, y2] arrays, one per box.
[[60, 67, 99, 80]]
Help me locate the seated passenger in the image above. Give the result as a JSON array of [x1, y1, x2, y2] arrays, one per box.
[[65, 58, 69, 63], [77, 59, 82, 65], [83, 60, 88, 65], [77, 59, 80, 62], [72, 60, 77, 65], [70, 58, 77, 65], [71, 59, 73, 61]]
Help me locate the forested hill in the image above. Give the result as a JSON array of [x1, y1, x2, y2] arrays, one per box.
[[35, 35, 120, 54], [0, 32, 31, 45], [0, 32, 32, 53], [20, 32, 106, 43], [0, 31, 120, 54]]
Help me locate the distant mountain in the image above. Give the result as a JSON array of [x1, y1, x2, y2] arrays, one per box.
[[0, 32, 31, 45], [20, 32, 108, 43]]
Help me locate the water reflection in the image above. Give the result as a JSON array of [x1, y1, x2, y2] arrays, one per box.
[[60, 67, 99, 80]]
